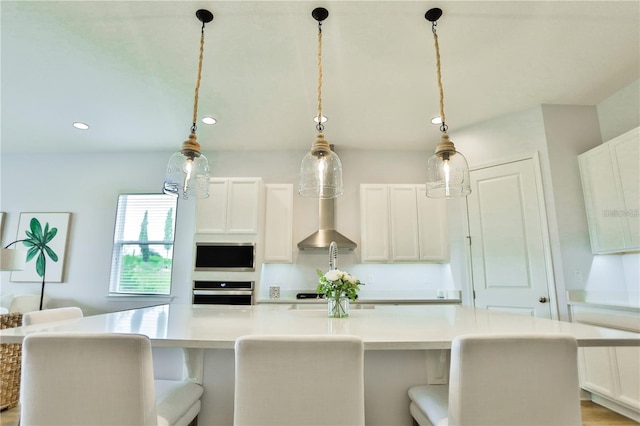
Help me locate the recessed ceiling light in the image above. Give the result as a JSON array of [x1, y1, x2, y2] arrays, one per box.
[[202, 116, 217, 125], [72, 122, 89, 130], [430, 116, 442, 125], [313, 115, 328, 124]]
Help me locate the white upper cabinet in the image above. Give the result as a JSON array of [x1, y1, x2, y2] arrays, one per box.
[[263, 184, 293, 263], [389, 185, 421, 261], [416, 185, 450, 262], [360, 185, 391, 262], [196, 178, 263, 234], [360, 184, 449, 262], [579, 127, 639, 254]]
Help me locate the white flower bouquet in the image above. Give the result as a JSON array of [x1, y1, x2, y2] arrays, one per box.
[[316, 269, 363, 301]]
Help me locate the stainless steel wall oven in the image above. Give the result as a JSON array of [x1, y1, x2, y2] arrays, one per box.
[[192, 281, 254, 305]]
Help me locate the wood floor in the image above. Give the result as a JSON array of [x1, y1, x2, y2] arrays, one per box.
[[580, 401, 639, 426], [1, 401, 637, 425]]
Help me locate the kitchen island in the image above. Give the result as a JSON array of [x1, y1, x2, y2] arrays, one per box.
[[2, 303, 639, 425]]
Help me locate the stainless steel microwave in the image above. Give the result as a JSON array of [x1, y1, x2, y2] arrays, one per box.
[[194, 242, 256, 271]]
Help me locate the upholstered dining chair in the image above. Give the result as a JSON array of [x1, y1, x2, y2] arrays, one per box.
[[22, 306, 84, 325], [234, 334, 365, 426], [8, 294, 50, 314], [408, 333, 581, 426], [20, 332, 204, 426]]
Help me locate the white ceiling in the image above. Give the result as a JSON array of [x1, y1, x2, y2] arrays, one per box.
[[1, 1, 638, 154]]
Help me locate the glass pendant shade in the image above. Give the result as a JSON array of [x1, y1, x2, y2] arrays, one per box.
[[163, 9, 213, 201], [426, 148, 470, 199], [299, 148, 344, 199], [163, 146, 210, 200], [424, 8, 471, 199]]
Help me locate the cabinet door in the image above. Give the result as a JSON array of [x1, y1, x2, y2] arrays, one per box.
[[579, 145, 625, 252], [196, 179, 228, 233], [613, 347, 640, 409], [360, 185, 390, 262], [264, 184, 293, 263], [389, 185, 420, 261], [610, 128, 640, 250], [580, 347, 617, 398], [579, 127, 640, 253], [226, 179, 261, 234], [417, 185, 449, 261]]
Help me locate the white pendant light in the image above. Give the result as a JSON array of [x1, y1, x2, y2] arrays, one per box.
[[299, 7, 344, 199], [0, 248, 25, 271], [424, 8, 471, 199], [163, 10, 213, 200]]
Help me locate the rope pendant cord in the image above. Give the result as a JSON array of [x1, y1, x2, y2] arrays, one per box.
[[191, 24, 206, 130], [433, 30, 446, 127], [317, 21, 323, 128]]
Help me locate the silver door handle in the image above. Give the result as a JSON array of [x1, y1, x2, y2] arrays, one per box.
[[539, 296, 548, 303]]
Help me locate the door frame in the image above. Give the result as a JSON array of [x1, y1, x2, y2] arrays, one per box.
[[463, 151, 559, 319]]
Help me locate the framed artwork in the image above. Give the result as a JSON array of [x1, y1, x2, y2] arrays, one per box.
[[10, 212, 71, 283]]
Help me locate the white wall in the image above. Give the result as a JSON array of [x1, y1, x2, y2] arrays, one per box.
[[540, 104, 604, 314], [597, 79, 640, 142], [1, 149, 461, 313], [0, 152, 196, 314], [2, 79, 637, 314]]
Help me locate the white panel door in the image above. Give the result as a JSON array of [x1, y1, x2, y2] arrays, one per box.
[[467, 158, 553, 318]]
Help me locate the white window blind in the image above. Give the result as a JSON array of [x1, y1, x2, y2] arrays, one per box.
[[109, 194, 178, 295]]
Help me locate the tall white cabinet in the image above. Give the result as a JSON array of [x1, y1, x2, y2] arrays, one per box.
[[578, 127, 639, 253], [360, 184, 449, 263], [263, 184, 293, 263]]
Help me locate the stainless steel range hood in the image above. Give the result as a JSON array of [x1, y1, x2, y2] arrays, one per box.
[[297, 197, 357, 251]]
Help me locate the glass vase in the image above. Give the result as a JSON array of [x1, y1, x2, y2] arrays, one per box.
[[327, 296, 350, 318]]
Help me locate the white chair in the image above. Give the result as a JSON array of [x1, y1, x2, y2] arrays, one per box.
[[20, 332, 203, 426], [234, 334, 365, 426], [408, 333, 581, 426], [22, 306, 84, 325], [8, 294, 50, 313]]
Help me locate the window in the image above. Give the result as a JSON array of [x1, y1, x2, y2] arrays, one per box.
[[109, 194, 178, 295]]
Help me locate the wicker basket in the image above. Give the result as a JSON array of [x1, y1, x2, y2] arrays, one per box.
[[0, 312, 22, 411]]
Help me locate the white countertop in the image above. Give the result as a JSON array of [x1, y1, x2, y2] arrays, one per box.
[[567, 290, 640, 312], [256, 297, 461, 305], [2, 304, 639, 350]]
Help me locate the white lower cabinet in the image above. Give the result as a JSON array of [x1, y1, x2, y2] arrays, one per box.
[[360, 184, 449, 262], [570, 304, 640, 422], [614, 347, 640, 409]]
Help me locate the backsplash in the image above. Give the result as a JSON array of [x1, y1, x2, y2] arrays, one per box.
[[583, 253, 639, 306], [259, 252, 455, 300]]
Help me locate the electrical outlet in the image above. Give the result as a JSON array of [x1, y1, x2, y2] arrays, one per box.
[[574, 270, 583, 285]]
